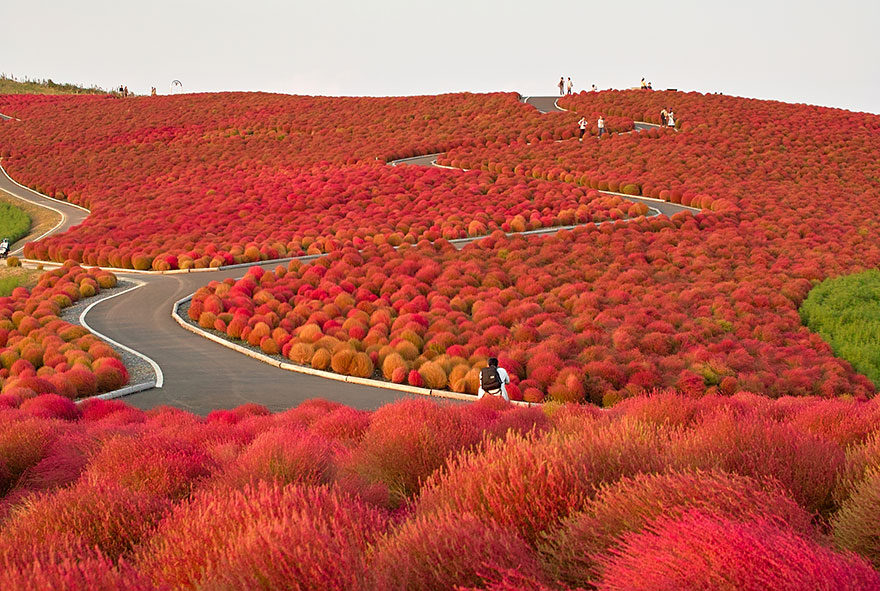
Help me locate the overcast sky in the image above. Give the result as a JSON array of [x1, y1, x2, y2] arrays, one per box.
[[3, 0, 879, 113]]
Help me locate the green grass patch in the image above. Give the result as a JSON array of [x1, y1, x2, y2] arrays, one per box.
[[0, 202, 30, 242], [0, 267, 40, 296], [800, 269, 880, 387]]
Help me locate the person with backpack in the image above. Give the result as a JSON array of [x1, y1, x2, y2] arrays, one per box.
[[479, 357, 511, 402]]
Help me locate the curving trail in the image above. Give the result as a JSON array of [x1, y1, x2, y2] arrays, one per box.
[[0, 97, 698, 414]]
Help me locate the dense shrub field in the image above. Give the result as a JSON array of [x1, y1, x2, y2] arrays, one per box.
[[190, 223, 876, 402], [1, 392, 880, 589], [0, 92, 633, 270], [0, 264, 128, 401], [800, 270, 880, 388], [2, 89, 876, 400], [0, 202, 30, 243]]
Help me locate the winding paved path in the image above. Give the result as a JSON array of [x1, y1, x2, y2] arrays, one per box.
[[0, 97, 697, 414]]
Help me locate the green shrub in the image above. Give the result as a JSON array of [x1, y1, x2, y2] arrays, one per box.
[[800, 270, 880, 387]]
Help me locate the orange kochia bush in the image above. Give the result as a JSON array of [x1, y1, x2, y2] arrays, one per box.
[[0, 393, 878, 589], [0, 264, 127, 401]]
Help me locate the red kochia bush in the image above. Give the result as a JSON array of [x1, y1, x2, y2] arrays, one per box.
[[541, 469, 817, 587], [0, 480, 169, 561], [0, 554, 156, 591], [347, 398, 482, 506], [83, 434, 217, 499], [216, 427, 338, 489], [19, 393, 82, 421], [416, 420, 668, 543], [670, 409, 843, 514], [370, 511, 546, 591], [596, 511, 880, 591], [139, 483, 387, 591]]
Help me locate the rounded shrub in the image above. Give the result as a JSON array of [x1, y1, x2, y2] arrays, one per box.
[[370, 511, 545, 591], [541, 469, 816, 586], [139, 483, 387, 591], [833, 469, 880, 568], [596, 511, 880, 591]]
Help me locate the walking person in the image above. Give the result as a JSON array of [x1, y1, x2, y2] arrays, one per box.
[[578, 116, 588, 140], [478, 358, 511, 402], [597, 115, 606, 137], [667, 110, 675, 129], [558, 77, 565, 96], [566, 77, 573, 95], [660, 107, 668, 128]]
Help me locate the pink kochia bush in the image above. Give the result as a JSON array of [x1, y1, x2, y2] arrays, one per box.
[[0, 392, 878, 588], [0, 264, 127, 400]]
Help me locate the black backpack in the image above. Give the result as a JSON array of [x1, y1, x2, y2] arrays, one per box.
[[480, 366, 502, 392]]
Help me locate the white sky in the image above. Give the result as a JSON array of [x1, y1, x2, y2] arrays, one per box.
[[3, 0, 879, 113]]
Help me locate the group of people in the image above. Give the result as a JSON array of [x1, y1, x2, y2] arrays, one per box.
[[558, 77, 599, 95], [640, 77, 654, 90], [558, 77, 572, 95], [660, 107, 676, 128], [117, 85, 130, 97], [577, 115, 608, 139]]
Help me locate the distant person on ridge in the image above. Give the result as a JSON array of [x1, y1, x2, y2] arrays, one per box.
[[558, 77, 565, 96], [591, 83, 598, 92], [640, 77, 647, 89], [479, 358, 511, 402], [578, 116, 588, 141], [597, 115, 606, 137], [566, 77, 573, 95], [647, 81, 653, 90]]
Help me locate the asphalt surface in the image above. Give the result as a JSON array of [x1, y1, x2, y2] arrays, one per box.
[[0, 97, 694, 414], [0, 164, 89, 256]]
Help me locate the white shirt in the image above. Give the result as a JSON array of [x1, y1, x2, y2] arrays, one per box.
[[667, 112, 675, 127], [578, 117, 587, 129], [478, 367, 511, 402], [597, 117, 605, 129]]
